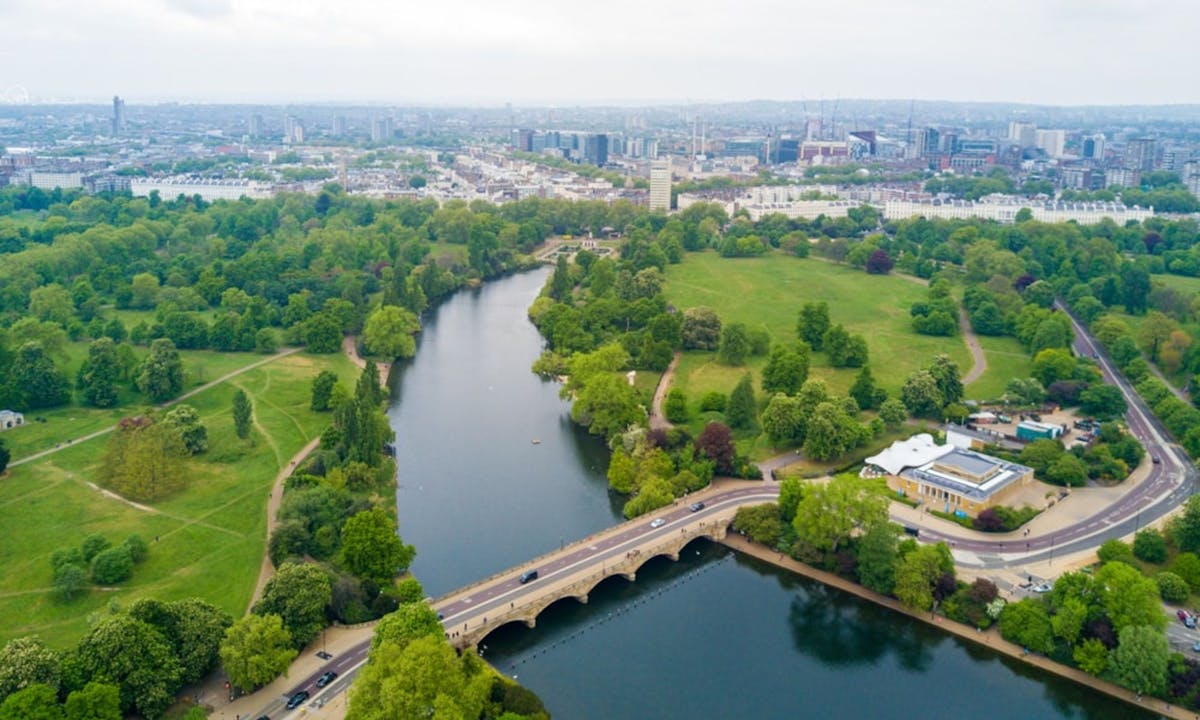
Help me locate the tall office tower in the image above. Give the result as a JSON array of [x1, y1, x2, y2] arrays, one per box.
[[111, 96, 125, 136], [584, 134, 608, 166], [649, 158, 671, 212], [1081, 134, 1105, 160], [332, 116, 347, 137], [283, 116, 305, 144], [248, 114, 264, 138], [370, 117, 393, 142], [1125, 137, 1157, 171], [512, 129, 534, 152], [921, 128, 940, 157]]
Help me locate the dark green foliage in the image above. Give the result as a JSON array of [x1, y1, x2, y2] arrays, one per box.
[[136, 339, 183, 402], [796, 302, 830, 350], [310, 370, 338, 411], [663, 389, 688, 423], [90, 546, 133, 585], [232, 389, 253, 440], [761, 343, 809, 396], [1133, 529, 1167, 564], [77, 338, 121, 408], [726, 373, 756, 430]]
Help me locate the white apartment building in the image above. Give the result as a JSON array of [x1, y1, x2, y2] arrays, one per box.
[[131, 177, 273, 202]]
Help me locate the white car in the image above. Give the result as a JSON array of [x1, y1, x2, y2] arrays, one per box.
[[1032, 583, 1053, 593], [649, 518, 666, 529]]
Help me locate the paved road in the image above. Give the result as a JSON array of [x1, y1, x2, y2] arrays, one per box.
[[918, 304, 1199, 568]]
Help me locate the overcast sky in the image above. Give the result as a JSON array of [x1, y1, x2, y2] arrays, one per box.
[[2, 0, 1197, 106]]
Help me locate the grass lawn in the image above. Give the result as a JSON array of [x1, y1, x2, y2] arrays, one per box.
[[664, 251, 972, 401], [771, 421, 940, 478], [5, 347, 281, 462], [969, 336, 1034, 402], [1152, 273, 1200, 297], [0, 351, 361, 649]]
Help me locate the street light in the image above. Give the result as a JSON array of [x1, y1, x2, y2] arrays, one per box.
[[1049, 535, 1055, 566]]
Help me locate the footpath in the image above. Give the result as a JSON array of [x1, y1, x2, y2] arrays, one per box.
[[721, 532, 1193, 720]]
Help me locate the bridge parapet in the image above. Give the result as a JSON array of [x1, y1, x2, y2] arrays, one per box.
[[454, 518, 731, 649]]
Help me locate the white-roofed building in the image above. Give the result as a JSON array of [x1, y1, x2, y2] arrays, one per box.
[[865, 433, 1034, 517], [0, 409, 24, 430]]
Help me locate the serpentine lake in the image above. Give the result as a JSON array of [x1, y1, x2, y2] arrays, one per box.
[[390, 268, 1150, 719]]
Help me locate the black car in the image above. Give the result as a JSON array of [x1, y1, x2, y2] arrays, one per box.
[[316, 671, 338, 688], [285, 691, 309, 710], [688, 502, 705, 512]]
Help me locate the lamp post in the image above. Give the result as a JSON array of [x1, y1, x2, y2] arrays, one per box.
[[1049, 535, 1055, 566]]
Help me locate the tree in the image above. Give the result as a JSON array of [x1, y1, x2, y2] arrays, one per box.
[[927, 354, 963, 405], [865, 249, 894, 274], [1172, 552, 1200, 592], [11, 343, 70, 410], [0, 637, 60, 702], [369, 603, 443, 657], [879, 397, 908, 428], [761, 394, 804, 445], [663, 389, 688, 424], [219, 614, 298, 693], [857, 523, 900, 595], [796, 302, 831, 350], [726, 373, 756, 430], [129, 273, 160, 309], [63, 681, 121, 720], [1045, 453, 1088, 487], [695, 422, 736, 475], [849, 365, 883, 411], [1004, 377, 1046, 406], [802, 402, 861, 461], [1110, 625, 1169, 696], [1079, 384, 1126, 420], [792, 475, 887, 554], [232, 389, 253, 440], [90, 546, 133, 584], [304, 312, 343, 354], [1132, 528, 1167, 564], [253, 562, 333, 649], [341, 508, 415, 583], [1096, 561, 1167, 633], [894, 543, 955, 612], [998, 598, 1054, 654], [1122, 266, 1151, 315], [0, 684, 62, 720], [77, 338, 120, 408], [52, 564, 88, 602], [1174, 496, 1200, 553], [363, 306, 420, 360], [761, 343, 808, 395], [347, 636, 489, 720], [97, 418, 188, 501], [900, 370, 943, 418], [1051, 598, 1088, 646], [681, 307, 721, 351], [136, 339, 184, 403], [570, 374, 644, 439], [129, 598, 231, 685], [1155, 571, 1189, 603], [68, 614, 183, 718], [718, 323, 751, 365], [162, 404, 207, 455], [311, 371, 339, 411]]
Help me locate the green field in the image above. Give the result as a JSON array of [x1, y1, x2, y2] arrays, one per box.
[[664, 252, 973, 399], [970, 336, 1034, 402], [1153, 273, 1200, 297], [0, 351, 360, 649]]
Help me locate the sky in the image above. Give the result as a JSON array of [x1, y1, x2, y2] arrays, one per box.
[[2, 0, 1198, 106]]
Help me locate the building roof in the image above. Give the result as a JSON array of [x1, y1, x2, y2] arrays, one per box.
[[864, 433, 951, 475]]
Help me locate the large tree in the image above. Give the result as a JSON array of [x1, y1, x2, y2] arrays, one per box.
[[77, 338, 121, 408], [347, 636, 491, 720], [136, 339, 184, 403], [65, 614, 183, 719], [725, 373, 756, 430], [162, 404, 207, 455], [11, 342, 71, 410], [792, 475, 886, 553], [761, 343, 809, 395], [894, 542, 955, 612], [97, 417, 188, 501], [341, 508, 416, 583], [1109, 625, 1169, 696], [129, 598, 232, 685], [232, 389, 253, 440], [1095, 561, 1166, 633], [0, 637, 61, 702], [218, 614, 298, 693], [857, 523, 900, 596], [680, 307, 721, 351], [796, 302, 830, 350], [368, 604, 443, 657], [253, 562, 332, 649], [718, 323, 751, 366], [362, 306, 420, 361]]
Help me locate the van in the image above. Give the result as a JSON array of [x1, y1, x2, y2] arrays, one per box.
[[519, 570, 539, 584]]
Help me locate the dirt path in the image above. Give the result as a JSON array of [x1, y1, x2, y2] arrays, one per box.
[[10, 348, 302, 468], [648, 351, 680, 431], [247, 435, 322, 611], [343, 335, 390, 386], [958, 306, 987, 385]]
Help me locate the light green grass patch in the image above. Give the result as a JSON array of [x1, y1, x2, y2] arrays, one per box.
[[969, 336, 1034, 402]]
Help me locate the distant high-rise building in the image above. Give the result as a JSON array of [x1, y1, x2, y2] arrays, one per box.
[[649, 158, 671, 212], [1008, 121, 1036, 148], [1124, 137, 1156, 171], [332, 116, 347, 137], [584, 134, 608, 166], [283, 116, 304, 144], [111, 96, 125, 136], [248, 114, 264, 138], [512, 129, 534, 152], [921, 128, 940, 158], [1081, 134, 1106, 160], [1035, 129, 1065, 158], [370, 117, 393, 143], [771, 138, 800, 164]]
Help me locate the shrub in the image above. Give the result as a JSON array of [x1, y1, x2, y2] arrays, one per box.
[[80, 534, 111, 562], [123, 535, 148, 564], [1156, 571, 1190, 603], [698, 391, 727, 413], [90, 546, 134, 584], [1132, 528, 1167, 564], [1097, 539, 1135, 566]]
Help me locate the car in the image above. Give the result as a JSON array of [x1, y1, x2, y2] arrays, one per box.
[[1152, 456, 1161, 464], [649, 518, 666, 528], [285, 691, 309, 710], [688, 502, 705, 512], [315, 650, 332, 660], [519, 570, 539, 584], [1032, 583, 1053, 593], [1180, 610, 1197, 628], [316, 671, 338, 688], [256, 716, 270, 720], [1193, 641, 1200, 653]]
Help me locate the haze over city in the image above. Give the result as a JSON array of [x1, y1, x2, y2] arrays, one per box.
[[4, 0, 1200, 105]]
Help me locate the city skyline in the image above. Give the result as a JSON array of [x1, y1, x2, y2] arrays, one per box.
[[2, 0, 1198, 106]]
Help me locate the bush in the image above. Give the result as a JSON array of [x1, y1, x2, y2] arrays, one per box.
[[664, 389, 689, 424], [53, 563, 88, 601], [1097, 539, 1135, 565], [123, 535, 148, 564], [90, 546, 134, 584], [1156, 571, 1190, 603], [80, 533, 111, 562], [1132, 528, 1167, 564], [698, 391, 727, 413]]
